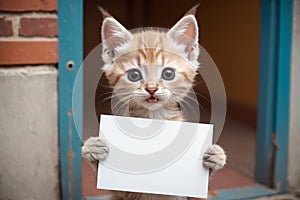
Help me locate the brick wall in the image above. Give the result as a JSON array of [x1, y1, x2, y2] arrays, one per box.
[[0, 0, 58, 65], [0, 1, 60, 199]]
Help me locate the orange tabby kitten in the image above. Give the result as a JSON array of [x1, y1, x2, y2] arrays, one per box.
[[82, 6, 226, 200]]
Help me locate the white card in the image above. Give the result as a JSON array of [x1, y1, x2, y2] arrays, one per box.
[[97, 114, 213, 198]]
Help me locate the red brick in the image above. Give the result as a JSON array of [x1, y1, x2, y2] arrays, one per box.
[[0, 0, 57, 12], [0, 17, 13, 36], [0, 41, 58, 65], [19, 18, 57, 37]]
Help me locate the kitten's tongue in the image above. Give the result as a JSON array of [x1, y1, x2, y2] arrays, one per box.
[[147, 97, 158, 103]]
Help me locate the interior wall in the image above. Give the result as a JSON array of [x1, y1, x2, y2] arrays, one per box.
[[197, 0, 260, 110]]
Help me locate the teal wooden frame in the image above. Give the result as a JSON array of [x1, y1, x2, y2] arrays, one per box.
[[58, 0, 293, 199], [255, 0, 280, 187], [58, 0, 83, 199], [273, 0, 293, 192], [255, 0, 292, 192]]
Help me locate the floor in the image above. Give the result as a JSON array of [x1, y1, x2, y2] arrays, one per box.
[[253, 194, 300, 200], [218, 118, 256, 178], [82, 118, 260, 198]]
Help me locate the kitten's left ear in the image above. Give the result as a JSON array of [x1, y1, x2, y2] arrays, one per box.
[[167, 13, 199, 61], [98, 7, 133, 64]]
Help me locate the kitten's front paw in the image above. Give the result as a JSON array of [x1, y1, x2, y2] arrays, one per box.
[[203, 144, 226, 171], [82, 137, 109, 169]]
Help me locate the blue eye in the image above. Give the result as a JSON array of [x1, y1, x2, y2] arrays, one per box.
[[162, 68, 175, 80], [128, 69, 142, 82]]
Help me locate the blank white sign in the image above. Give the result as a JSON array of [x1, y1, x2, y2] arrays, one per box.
[[97, 115, 212, 198]]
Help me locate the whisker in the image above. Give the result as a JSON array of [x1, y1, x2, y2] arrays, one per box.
[[179, 99, 205, 121], [112, 97, 131, 115], [95, 91, 113, 98], [98, 83, 112, 89], [110, 95, 131, 113], [192, 79, 205, 87], [173, 89, 210, 103]]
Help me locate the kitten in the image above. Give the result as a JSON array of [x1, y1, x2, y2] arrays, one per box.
[[82, 6, 226, 200]]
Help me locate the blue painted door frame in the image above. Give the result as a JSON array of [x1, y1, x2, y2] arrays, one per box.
[[57, 0, 293, 199], [255, 0, 292, 193], [58, 0, 83, 200]]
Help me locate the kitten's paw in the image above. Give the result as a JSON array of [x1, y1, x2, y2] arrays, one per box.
[[82, 137, 109, 164], [203, 144, 226, 171]]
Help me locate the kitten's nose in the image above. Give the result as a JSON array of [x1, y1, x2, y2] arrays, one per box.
[[145, 88, 158, 95]]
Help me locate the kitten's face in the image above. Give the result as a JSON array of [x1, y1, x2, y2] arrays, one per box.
[[101, 13, 200, 112], [108, 49, 197, 110]]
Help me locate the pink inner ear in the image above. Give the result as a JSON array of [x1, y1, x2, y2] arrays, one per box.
[[177, 22, 197, 50], [104, 26, 112, 40], [103, 23, 123, 50], [183, 23, 196, 41], [103, 21, 116, 41], [182, 24, 196, 40], [102, 18, 131, 53]]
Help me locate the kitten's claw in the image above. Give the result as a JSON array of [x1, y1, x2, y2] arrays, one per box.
[[82, 137, 109, 170], [203, 144, 226, 171]]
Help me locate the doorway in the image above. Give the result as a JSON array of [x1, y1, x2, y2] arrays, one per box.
[[82, 0, 259, 197], [58, 0, 293, 199]]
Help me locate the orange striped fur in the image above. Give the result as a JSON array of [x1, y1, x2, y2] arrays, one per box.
[[98, 6, 207, 200]]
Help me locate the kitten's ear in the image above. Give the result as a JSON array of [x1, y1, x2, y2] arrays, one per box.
[[101, 15, 132, 63], [167, 14, 199, 61], [184, 3, 200, 16], [98, 6, 113, 18]]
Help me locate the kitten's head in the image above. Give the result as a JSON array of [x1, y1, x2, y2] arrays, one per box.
[[100, 8, 200, 112]]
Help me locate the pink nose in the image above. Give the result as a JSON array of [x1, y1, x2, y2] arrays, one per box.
[[146, 88, 158, 95]]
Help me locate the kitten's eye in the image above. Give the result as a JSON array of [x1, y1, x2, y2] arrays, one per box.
[[162, 68, 175, 80], [128, 69, 142, 82]]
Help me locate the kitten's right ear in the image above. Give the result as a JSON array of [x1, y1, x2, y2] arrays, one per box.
[[101, 15, 132, 63]]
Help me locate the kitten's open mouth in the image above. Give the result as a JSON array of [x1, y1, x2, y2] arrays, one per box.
[[146, 96, 159, 103]]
